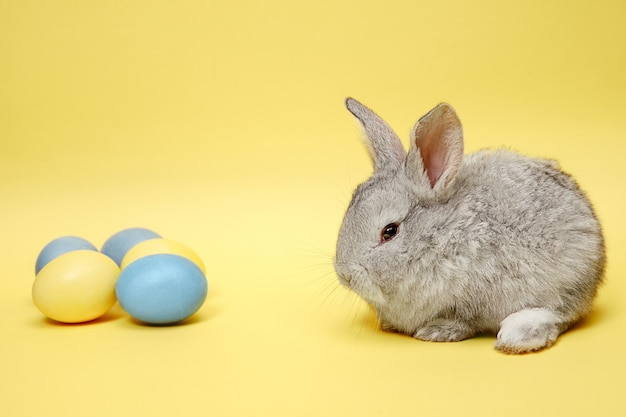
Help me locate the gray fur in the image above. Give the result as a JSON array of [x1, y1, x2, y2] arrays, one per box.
[[335, 98, 606, 354]]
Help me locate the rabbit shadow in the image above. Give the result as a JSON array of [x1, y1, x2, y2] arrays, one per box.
[[335, 302, 612, 351], [567, 305, 611, 334]]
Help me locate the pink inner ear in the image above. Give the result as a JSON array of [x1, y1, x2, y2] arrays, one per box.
[[419, 124, 447, 188]]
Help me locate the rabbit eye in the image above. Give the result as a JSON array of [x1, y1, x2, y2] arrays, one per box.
[[381, 223, 399, 242]]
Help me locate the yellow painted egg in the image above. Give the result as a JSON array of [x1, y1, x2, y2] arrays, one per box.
[[120, 238, 206, 274], [32, 250, 120, 323]]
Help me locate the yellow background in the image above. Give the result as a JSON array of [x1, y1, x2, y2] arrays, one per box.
[[1, 1, 625, 416]]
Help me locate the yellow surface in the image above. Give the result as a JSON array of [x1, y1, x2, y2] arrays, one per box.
[[1, 1, 625, 416]]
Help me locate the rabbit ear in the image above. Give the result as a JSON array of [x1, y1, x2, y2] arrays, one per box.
[[346, 98, 406, 172], [407, 103, 464, 190]]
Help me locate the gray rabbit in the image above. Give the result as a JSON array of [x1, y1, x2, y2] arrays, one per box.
[[334, 98, 605, 353]]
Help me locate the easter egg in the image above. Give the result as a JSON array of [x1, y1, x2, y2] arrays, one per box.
[[120, 238, 206, 274], [116, 254, 208, 324], [32, 250, 120, 323], [35, 236, 97, 274], [101, 227, 161, 266]]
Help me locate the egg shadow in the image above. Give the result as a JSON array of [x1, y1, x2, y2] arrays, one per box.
[[128, 313, 203, 328], [36, 303, 127, 327], [119, 281, 223, 328], [126, 301, 222, 328]]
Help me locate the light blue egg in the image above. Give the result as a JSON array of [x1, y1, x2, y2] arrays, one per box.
[[101, 228, 161, 266], [115, 254, 208, 324], [35, 236, 98, 274]]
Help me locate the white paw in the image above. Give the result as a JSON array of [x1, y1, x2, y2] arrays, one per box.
[[495, 308, 562, 354]]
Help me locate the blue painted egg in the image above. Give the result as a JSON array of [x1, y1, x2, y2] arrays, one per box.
[[35, 236, 98, 274], [101, 228, 161, 266], [115, 254, 208, 324]]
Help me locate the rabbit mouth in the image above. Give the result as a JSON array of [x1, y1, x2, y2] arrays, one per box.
[[337, 270, 354, 288], [335, 262, 387, 305], [334, 261, 365, 287]]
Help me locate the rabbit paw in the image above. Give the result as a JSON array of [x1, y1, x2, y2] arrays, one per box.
[[495, 308, 562, 354], [414, 320, 473, 342]]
